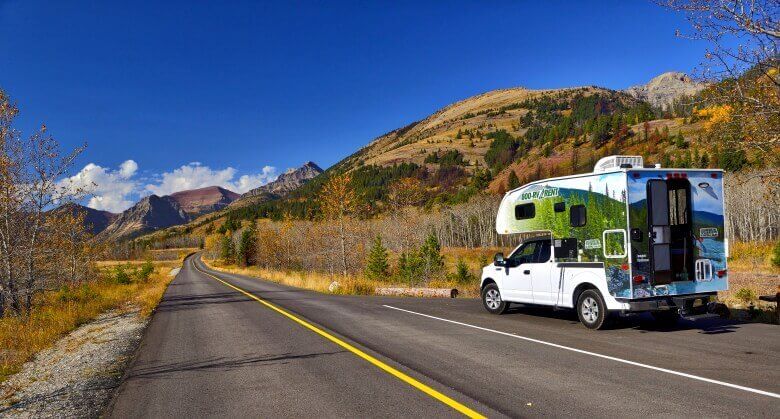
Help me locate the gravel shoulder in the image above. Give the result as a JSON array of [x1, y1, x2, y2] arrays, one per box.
[[0, 307, 148, 418]]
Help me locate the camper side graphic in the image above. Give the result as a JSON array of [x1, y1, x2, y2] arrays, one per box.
[[481, 155, 728, 329]]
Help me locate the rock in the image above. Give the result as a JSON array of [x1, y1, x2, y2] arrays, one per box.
[[374, 287, 459, 298], [623, 71, 707, 110]]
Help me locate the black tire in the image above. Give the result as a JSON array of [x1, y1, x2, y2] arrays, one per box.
[[651, 310, 681, 326], [577, 289, 609, 329], [482, 283, 508, 314]]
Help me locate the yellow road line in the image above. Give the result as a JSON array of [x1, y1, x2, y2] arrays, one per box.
[[192, 259, 486, 418]]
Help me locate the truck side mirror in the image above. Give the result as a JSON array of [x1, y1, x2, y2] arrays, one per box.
[[494, 252, 506, 267]]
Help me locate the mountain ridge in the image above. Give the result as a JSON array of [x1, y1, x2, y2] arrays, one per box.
[[170, 186, 240, 217]]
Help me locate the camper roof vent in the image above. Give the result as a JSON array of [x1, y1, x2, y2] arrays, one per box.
[[594, 155, 643, 173]]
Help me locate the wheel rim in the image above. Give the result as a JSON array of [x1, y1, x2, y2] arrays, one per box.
[[485, 289, 501, 310], [581, 296, 599, 324]]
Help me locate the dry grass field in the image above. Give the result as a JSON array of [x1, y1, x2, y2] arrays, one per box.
[[0, 258, 182, 382]]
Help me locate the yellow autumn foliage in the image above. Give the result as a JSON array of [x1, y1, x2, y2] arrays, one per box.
[[695, 104, 733, 130]]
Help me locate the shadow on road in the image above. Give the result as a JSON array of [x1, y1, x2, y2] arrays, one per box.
[[504, 303, 742, 334], [155, 292, 252, 313], [126, 351, 346, 380]]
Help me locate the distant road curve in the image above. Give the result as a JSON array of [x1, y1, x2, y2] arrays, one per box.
[[108, 254, 779, 418]]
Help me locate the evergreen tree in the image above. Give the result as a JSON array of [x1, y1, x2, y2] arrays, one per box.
[[236, 225, 257, 267], [365, 235, 390, 280], [220, 235, 236, 264], [419, 232, 444, 281], [453, 258, 474, 283], [507, 170, 520, 190]]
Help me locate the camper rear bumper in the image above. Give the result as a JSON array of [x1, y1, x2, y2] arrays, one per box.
[[617, 293, 717, 315]]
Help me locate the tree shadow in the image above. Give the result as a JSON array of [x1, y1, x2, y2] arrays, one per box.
[[155, 292, 251, 313], [126, 351, 345, 381]]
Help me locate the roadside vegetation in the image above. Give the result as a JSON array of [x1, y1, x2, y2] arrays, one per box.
[[0, 258, 180, 382]]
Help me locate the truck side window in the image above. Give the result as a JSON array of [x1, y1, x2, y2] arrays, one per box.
[[508, 242, 536, 266], [515, 203, 535, 220], [533, 240, 551, 263], [570, 204, 586, 227]]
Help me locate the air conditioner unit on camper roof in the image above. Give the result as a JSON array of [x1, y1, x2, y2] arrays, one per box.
[[593, 155, 643, 173]]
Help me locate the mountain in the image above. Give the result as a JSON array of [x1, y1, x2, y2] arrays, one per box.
[[169, 186, 240, 217], [623, 72, 706, 110], [52, 202, 118, 235], [233, 161, 323, 206], [97, 195, 191, 240]]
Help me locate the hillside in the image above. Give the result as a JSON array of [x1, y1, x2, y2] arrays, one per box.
[[138, 71, 764, 240], [97, 195, 190, 241], [52, 203, 118, 235], [170, 186, 240, 216]]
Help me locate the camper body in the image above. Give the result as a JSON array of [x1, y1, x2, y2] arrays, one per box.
[[480, 156, 728, 329]]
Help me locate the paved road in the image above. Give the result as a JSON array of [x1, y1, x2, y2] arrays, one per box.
[[108, 254, 779, 418]]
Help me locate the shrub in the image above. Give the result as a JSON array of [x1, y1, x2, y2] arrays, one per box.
[[114, 264, 132, 285], [137, 259, 155, 281], [453, 258, 474, 283], [772, 241, 780, 268], [734, 288, 757, 304]]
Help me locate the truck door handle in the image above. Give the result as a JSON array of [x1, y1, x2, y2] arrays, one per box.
[[523, 270, 530, 275]]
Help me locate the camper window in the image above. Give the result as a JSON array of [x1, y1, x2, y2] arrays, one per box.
[[603, 229, 627, 259], [515, 203, 535, 220], [570, 204, 586, 227], [554, 202, 565, 212]]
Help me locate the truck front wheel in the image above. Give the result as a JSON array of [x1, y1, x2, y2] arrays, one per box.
[[482, 283, 508, 314], [577, 289, 609, 329]]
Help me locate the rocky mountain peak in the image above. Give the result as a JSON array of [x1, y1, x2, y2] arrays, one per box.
[[169, 186, 240, 216], [623, 71, 706, 110], [241, 161, 323, 199], [96, 194, 190, 240]]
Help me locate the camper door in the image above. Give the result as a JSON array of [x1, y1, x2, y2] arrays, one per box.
[[648, 180, 672, 284]]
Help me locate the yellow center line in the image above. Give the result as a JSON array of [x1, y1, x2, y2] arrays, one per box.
[[191, 259, 486, 419]]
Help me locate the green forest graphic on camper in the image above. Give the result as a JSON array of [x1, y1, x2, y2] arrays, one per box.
[[498, 173, 632, 297]]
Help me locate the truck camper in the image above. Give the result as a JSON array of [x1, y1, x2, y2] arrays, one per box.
[[481, 156, 729, 329]]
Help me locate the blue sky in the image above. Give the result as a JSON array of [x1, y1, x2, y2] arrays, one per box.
[[0, 1, 709, 212]]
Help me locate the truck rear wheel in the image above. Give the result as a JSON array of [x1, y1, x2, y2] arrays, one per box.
[[577, 289, 609, 330], [482, 283, 508, 314]]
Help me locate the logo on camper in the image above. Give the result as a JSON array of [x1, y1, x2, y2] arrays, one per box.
[[520, 187, 559, 201]]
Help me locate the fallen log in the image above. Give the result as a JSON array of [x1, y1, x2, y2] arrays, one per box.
[[374, 287, 459, 298]]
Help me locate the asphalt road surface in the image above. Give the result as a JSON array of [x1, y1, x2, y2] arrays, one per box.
[[108, 254, 780, 418]]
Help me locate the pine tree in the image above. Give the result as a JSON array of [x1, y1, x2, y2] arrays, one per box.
[[454, 258, 473, 283], [220, 235, 235, 264], [237, 225, 257, 267], [419, 232, 444, 281], [507, 170, 520, 190], [365, 235, 389, 280]]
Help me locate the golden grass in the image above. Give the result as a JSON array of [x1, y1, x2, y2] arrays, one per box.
[[204, 247, 494, 299], [728, 241, 779, 274], [204, 259, 376, 295], [0, 260, 179, 382]]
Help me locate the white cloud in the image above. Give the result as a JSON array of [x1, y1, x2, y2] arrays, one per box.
[[144, 163, 277, 196], [119, 160, 138, 178], [59, 160, 140, 213], [59, 160, 277, 213]]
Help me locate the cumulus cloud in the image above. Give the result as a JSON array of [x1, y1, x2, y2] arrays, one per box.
[[59, 160, 140, 213], [60, 160, 277, 213], [144, 162, 277, 196]]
